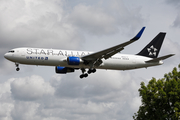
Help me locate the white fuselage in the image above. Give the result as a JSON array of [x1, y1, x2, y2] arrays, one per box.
[[4, 47, 163, 70]]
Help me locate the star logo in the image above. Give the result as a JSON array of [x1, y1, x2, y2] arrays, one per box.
[[147, 45, 158, 56]]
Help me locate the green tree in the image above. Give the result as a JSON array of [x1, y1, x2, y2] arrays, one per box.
[[133, 65, 180, 120]]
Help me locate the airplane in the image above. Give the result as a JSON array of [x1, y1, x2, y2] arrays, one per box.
[[4, 27, 175, 78]]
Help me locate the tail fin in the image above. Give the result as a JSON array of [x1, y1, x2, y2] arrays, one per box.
[[137, 32, 166, 58]]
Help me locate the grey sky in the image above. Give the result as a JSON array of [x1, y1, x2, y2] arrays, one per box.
[[0, 0, 180, 120]]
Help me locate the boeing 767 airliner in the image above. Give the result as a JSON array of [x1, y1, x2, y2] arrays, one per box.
[[4, 27, 174, 78]]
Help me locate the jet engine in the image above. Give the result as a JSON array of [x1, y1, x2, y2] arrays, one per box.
[[67, 57, 83, 65], [55, 66, 74, 74]]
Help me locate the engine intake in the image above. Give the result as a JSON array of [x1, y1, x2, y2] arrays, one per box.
[[67, 57, 82, 65], [55, 66, 74, 74]]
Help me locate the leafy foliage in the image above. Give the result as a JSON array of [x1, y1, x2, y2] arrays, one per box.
[[133, 65, 180, 120]]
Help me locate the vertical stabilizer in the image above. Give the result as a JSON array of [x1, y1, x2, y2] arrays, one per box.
[[137, 32, 166, 58]]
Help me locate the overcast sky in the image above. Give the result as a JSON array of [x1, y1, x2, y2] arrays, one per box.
[[0, 0, 180, 120]]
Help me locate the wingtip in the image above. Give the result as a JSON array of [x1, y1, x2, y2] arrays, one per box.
[[131, 27, 146, 41], [170, 54, 175, 56]]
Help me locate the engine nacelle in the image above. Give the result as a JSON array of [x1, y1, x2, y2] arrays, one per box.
[[55, 66, 74, 74], [67, 57, 82, 65]]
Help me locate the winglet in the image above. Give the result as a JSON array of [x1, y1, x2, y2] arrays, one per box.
[[131, 27, 146, 41]]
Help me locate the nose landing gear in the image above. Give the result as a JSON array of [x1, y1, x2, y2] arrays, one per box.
[[15, 63, 20, 71]]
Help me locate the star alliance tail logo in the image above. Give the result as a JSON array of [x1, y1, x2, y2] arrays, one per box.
[[147, 45, 158, 56]]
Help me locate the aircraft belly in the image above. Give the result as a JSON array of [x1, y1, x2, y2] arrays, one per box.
[[100, 58, 149, 70], [101, 59, 133, 70]]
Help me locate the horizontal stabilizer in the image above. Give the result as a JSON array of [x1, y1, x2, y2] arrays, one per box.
[[145, 54, 175, 63]]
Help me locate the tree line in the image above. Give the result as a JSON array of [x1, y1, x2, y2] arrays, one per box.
[[133, 64, 180, 120]]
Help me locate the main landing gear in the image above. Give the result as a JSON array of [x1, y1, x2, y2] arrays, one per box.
[[88, 69, 96, 74], [15, 63, 20, 71], [80, 68, 96, 79]]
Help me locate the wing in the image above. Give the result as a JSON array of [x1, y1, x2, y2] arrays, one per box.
[[81, 27, 146, 67]]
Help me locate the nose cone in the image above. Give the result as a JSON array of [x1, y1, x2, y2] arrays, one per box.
[[4, 53, 8, 59], [4, 53, 11, 60]]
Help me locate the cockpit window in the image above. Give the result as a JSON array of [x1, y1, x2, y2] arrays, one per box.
[[8, 50, 15, 53]]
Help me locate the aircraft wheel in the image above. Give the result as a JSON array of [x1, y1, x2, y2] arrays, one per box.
[[88, 69, 96, 74], [80, 74, 85, 79], [88, 70, 91, 74], [80, 74, 88, 78], [16, 68, 20, 71], [84, 73, 88, 77], [92, 69, 96, 73]]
